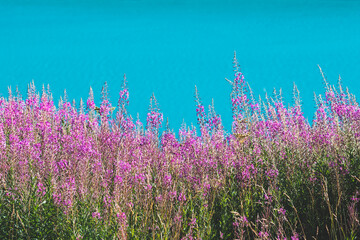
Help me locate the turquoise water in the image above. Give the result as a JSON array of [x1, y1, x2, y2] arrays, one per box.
[[1, 0, 360, 131]]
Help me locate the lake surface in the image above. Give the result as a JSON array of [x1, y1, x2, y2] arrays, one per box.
[[1, 0, 359, 132]]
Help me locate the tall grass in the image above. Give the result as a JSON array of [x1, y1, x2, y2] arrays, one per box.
[[0, 54, 359, 239]]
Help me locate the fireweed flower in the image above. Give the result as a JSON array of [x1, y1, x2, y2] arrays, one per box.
[[189, 218, 196, 226], [114, 175, 123, 184], [264, 193, 273, 203], [86, 88, 95, 111], [103, 195, 112, 208], [146, 93, 163, 133], [278, 208, 286, 216], [1, 58, 360, 239], [240, 216, 248, 225], [169, 191, 177, 200], [155, 195, 163, 203], [291, 233, 299, 240], [92, 212, 101, 219], [194, 86, 206, 128], [116, 212, 127, 225], [163, 174, 172, 186], [178, 192, 186, 202], [174, 214, 182, 223], [259, 231, 270, 238], [37, 182, 46, 196]]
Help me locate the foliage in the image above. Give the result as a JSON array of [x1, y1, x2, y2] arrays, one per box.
[[0, 55, 359, 239]]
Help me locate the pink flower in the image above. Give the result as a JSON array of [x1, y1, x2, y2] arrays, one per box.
[[279, 208, 286, 216], [178, 192, 186, 202], [189, 218, 196, 226], [92, 212, 101, 219]]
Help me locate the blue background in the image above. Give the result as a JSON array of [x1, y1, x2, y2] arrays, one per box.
[[1, 0, 359, 132]]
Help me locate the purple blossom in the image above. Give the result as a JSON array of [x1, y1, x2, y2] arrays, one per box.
[[92, 211, 101, 219], [1, 58, 359, 239]]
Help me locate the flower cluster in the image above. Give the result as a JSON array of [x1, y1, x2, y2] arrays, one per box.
[[1, 56, 359, 239]]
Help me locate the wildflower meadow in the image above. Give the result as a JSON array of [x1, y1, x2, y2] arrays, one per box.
[[0, 55, 359, 239]]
